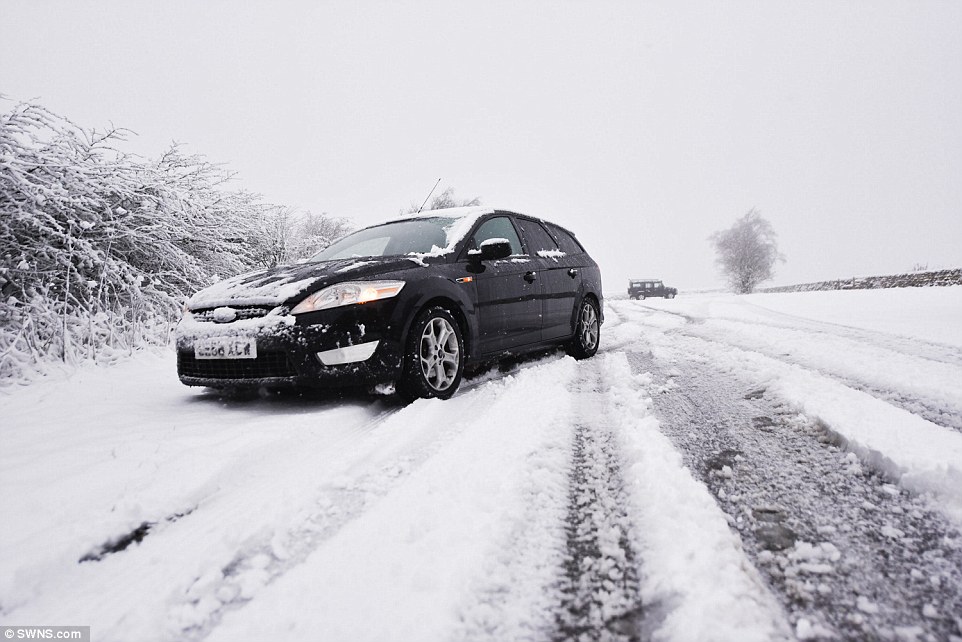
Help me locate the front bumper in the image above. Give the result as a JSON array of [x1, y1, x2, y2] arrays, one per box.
[[175, 301, 405, 389]]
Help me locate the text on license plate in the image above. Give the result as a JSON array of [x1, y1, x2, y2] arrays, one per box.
[[194, 337, 257, 360]]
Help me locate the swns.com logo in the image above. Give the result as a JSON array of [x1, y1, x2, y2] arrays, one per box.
[[1, 627, 89, 641]]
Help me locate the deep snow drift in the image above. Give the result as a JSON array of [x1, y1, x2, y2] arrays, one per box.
[[2, 286, 961, 641]]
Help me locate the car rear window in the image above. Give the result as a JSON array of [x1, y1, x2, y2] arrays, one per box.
[[546, 224, 585, 254], [516, 218, 560, 255]]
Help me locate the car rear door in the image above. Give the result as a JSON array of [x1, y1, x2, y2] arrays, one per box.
[[546, 222, 598, 335], [515, 217, 579, 341]]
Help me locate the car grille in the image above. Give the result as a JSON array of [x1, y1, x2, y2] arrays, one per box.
[[178, 351, 298, 380], [191, 306, 273, 323]]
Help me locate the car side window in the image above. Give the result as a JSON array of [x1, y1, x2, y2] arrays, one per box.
[[546, 224, 585, 254], [515, 219, 560, 255], [469, 217, 523, 255]]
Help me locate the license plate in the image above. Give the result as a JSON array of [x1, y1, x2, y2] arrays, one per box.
[[194, 337, 257, 360]]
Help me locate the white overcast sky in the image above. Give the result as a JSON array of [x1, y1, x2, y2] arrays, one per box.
[[2, 1, 960, 289]]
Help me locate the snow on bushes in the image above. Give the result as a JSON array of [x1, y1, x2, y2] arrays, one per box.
[[0, 100, 346, 386]]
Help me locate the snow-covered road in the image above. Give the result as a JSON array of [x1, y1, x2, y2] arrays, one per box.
[[3, 287, 962, 642]]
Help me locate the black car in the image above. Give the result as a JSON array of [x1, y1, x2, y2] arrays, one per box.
[[628, 279, 677, 300], [176, 207, 603, 400]]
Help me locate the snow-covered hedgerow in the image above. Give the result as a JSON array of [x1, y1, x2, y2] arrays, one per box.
[[0, 100, 339, 386], [761, 268, 962, 293]]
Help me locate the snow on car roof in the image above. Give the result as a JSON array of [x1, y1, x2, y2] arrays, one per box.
[[404, 205, 494, 220]]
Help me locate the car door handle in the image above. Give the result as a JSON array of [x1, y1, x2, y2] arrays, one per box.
[[568, 268, 579, 278], [524, 271, 538, 283]]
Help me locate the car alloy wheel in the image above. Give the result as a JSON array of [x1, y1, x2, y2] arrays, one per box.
[[567, 298, 600, 359], [419, 316, 460, 392], [397, 306, 465, 401]]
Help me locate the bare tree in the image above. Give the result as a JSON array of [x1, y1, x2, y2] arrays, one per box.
[[402, 187, 481, 215], [427, 187, 480, 210], [285, 212, 353, 263], [249, 209, 354, 268], [709, 209, 784, 294], [246, 206, 296, 269]]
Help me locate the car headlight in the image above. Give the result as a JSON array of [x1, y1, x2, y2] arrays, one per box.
[[291, 281, 405, 314]]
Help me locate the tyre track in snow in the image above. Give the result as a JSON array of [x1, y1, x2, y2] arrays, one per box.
[[679, 323, 962, 432], [632, 302, 962, 432], [76, 402, 404, 566], [550, 354, 791, 642], [451, 355, 645, 642], [631, 299, 962, 368], [2, 392, 401, 623], [552, 366, 643, 642], [627, 349, 962, 641]]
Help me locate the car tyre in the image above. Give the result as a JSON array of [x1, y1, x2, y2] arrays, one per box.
[[566, 297, 600, 360], [396, 306, 465, 401]]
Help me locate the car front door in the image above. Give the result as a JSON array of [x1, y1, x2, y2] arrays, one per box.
[[464, 216, 542, 355]]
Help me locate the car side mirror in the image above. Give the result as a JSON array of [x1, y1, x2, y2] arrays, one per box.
[[476, 238, 512, 261]]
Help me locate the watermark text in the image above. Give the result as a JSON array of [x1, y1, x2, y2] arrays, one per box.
[[1, 627, 89, 641]]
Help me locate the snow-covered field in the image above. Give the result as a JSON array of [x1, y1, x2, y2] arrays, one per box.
[[2, 287, 962, 642]]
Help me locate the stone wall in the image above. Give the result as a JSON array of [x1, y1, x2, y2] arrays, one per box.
[[761, 268, 962, 293]]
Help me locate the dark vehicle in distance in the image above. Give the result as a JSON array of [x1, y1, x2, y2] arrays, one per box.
[[176, 207, 603, 400], [628, 279, 677, 300]]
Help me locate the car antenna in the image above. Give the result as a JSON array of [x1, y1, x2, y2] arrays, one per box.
[[416, 178, 442, 214]]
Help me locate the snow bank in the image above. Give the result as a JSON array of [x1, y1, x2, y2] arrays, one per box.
[[205, 357, 578, 642], [0, 353, 397, 638], [713, 287, 962, 349]]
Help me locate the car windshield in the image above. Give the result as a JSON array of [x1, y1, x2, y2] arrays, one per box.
[[310, 217, 456, 261]]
